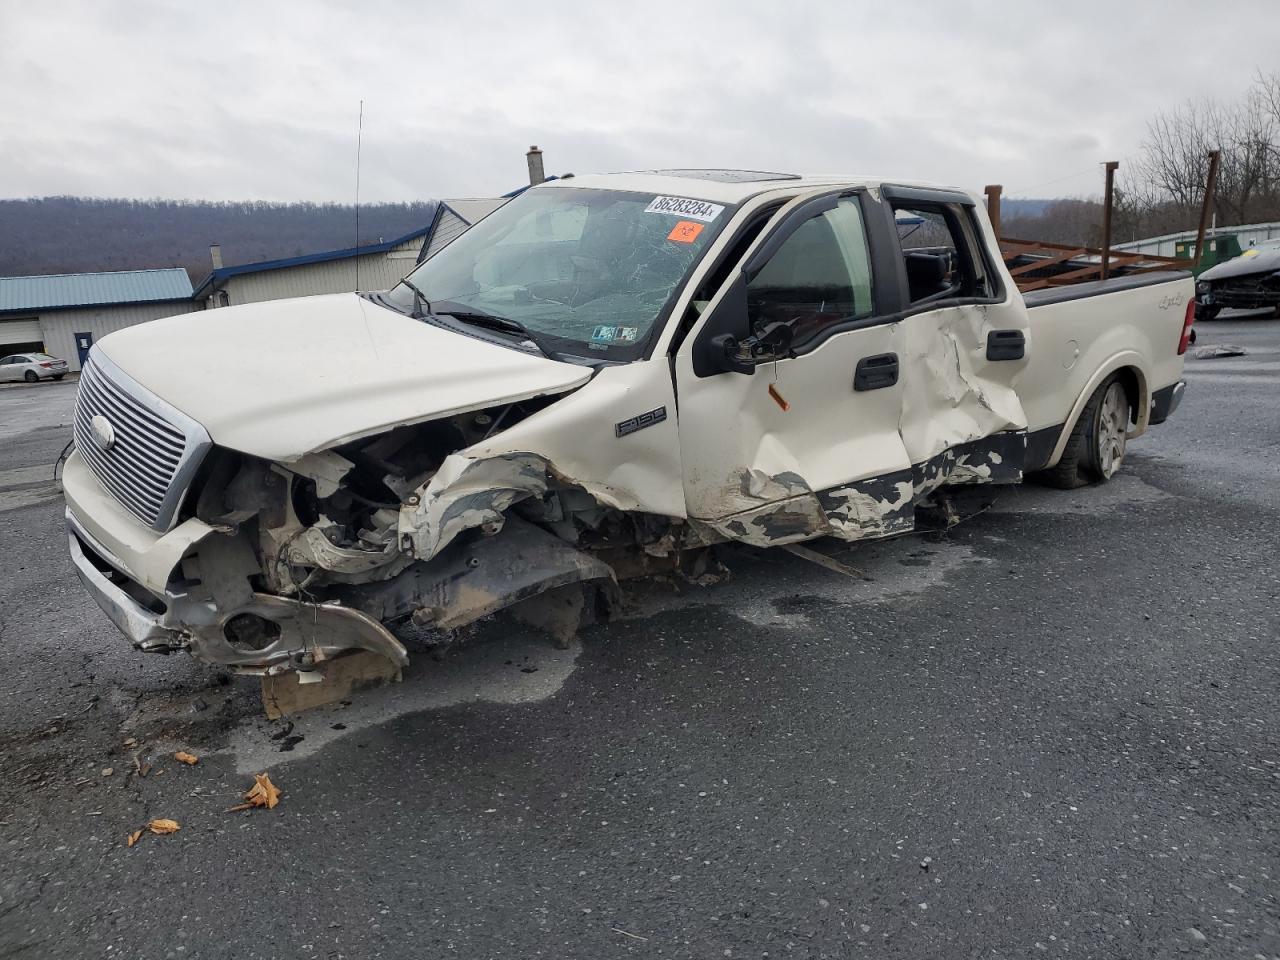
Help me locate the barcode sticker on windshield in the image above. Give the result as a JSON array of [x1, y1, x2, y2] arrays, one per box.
[[644, 196, 725, 222]]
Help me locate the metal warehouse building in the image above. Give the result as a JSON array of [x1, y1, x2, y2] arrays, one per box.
[[193, 198, 506, 309], [0, 268, 201, 371], [0, 196, 509, 369]]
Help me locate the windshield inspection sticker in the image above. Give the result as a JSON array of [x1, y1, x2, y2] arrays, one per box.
[[644, 195, 725, 222], [591, 325, 640, 344], [668, 221, 705, 244]]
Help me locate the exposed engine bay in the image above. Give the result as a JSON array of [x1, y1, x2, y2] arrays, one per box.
[[157, 396, 712, 678]]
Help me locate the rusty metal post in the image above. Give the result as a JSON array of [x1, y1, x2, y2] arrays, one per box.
[[1100, 161, 1118, 280], [1192, 149, 1222, 268], [984, 184, 1002, 239]]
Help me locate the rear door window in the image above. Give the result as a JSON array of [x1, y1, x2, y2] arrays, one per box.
[[892, 203, 996, 304]]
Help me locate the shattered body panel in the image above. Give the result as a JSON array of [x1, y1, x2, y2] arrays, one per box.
[[898, 303, 1027, 469]]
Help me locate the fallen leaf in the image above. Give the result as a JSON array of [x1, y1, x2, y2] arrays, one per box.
[[101, 767, 113, 777], [174, 751, 199, 765], [123, 737, 137, 747], [126, 830, 143, 847], [147, 818, 180, 835], [227, 772, 281, 812]]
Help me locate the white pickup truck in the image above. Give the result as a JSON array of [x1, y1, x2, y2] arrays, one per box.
[[64, 170, 1193, 681]]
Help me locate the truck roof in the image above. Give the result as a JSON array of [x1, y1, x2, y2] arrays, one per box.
[[542, 169, 963, 204]]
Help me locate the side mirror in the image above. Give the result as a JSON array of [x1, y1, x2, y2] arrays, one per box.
[[693, 273, 752, 377], [708, 334, 755, 375], [744, 320, 794, 359]]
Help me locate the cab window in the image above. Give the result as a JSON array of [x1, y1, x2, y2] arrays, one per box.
[[892, 203, 996, 304], [746, 197, 873, 346]]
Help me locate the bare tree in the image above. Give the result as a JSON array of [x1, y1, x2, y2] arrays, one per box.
[[1135, 76, 1280, 229]]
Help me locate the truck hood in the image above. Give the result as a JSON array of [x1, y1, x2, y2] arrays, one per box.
[[96, 293, 594, 462]]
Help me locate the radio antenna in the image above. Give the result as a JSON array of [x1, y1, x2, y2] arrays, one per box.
[[354, 99, 364, 291]]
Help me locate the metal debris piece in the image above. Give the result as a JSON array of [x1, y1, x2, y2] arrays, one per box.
[[1193, 343, 1247, 359], [780, 543, 867, 579]]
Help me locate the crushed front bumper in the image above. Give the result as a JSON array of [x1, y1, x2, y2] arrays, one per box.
[[68, 508, 183, 652], [67, 507, 408, 675]]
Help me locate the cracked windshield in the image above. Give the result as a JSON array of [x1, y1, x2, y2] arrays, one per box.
[[390, 186, 727, 354]]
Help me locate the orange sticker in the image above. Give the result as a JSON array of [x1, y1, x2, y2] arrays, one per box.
[[667, 221, 704, 244]]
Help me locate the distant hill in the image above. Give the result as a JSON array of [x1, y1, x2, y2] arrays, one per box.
[[0, 197, 439, 285], [1002, 198, 1055, 218], [0, 195, 1097, 287]]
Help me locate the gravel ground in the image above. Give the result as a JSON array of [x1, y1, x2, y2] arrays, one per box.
[[1, 318, 1277, 959]]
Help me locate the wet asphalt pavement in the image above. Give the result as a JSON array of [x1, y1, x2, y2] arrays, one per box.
[[1, 318, 1278, 959]]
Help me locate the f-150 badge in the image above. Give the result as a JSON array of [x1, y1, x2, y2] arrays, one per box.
[[615, 406, 668, 438]]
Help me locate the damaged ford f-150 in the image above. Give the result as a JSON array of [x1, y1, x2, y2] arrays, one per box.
[[64, 169, 1194, 684]]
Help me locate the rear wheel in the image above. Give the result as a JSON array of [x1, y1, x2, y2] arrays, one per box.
[[1031, 375, 1131, 489], [23, 370, 38, 383], [1081, 379, 1130, 482], [53, 374, 65, 380]]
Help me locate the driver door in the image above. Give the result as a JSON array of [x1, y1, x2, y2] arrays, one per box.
[[673, 189, 916, 546]]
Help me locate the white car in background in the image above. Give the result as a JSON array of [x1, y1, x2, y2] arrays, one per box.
[[0, 352, 69, 382]]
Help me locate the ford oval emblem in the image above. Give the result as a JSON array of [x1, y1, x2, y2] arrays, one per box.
[[90, 414, 116, 452]]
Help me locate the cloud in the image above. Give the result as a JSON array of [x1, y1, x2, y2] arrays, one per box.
[[0, 0, 1275, 201]]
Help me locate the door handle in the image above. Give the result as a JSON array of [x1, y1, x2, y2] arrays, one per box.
[[854, 353, 899, 391], [987, 329, 1026, 361]]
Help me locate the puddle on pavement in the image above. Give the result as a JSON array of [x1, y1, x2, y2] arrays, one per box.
[[228, 631, 582, 773]]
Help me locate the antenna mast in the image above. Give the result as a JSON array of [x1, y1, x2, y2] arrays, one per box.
[[354, 99, 363, 291]]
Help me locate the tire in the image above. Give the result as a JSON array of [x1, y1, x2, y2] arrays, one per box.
[[23, 370, 38, 383], [1079, 378, 1131, 482], [1031, 375, 1131, 489], [53, 374, 65, 380]]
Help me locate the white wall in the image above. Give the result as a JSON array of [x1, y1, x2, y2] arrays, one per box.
[[211, 238, 423, 308], [39, 299, 203, 371]]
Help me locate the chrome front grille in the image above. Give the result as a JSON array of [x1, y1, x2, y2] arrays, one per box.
[[73, 353, 211, 532]]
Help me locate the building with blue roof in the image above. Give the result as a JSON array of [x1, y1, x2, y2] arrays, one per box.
[[0, 267, 201, 370], [192, 197, 506, 310], [0, 196, 513, 371]]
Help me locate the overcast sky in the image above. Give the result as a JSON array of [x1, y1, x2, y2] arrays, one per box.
[[1, 0, 1274, 203]]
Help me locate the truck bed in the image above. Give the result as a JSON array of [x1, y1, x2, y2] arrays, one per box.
[[1017, 269, 1193, 464]]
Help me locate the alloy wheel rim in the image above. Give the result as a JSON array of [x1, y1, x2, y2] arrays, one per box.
[[1097, 383, 1128, 478]]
